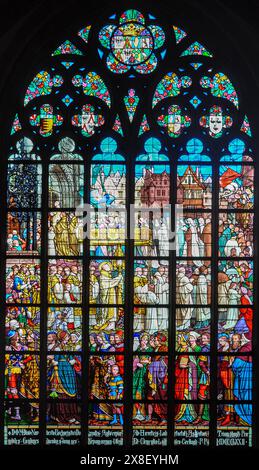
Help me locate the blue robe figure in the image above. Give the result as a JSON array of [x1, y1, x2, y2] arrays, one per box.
[[232, 356, 252, 425]]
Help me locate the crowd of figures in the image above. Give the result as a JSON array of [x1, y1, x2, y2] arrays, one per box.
[[218, 213, 253, 257], [48, 262, 82, 304], [133, 261, 169, 347], [176, 214, 211, 258], [48, 212, 83, 256], [7, 214, 41, 254], [174, 330, 252, 427], [6, 262, 41, 304], [218, 260, 253, 332], [4, 160, 254, 433], [5, 306, 40, 351], [47, 308, 82, 351]]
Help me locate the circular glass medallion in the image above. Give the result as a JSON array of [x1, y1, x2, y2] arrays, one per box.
[[111, 23, 154, 65]]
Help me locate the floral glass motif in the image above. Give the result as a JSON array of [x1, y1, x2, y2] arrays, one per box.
[[62, 95, 73, 107], [99, 9, 165, 74], [138, 114, 150, 136], [78, 25, 91, 44], [189, 95, 202, 108], [30, 104, 63, 137], [71, 104, 105, 137], [52, 39, 83, 56], [199, 105, 233, 138], [112, 114, 123, 135], [241, 115, 252, 137], [181, 41, 213, 57], [72, 72, 111, 108], [11, 114, 22, 135], [124, 88, 139, 122], [173, 25, 187, 44], [152, 72, 192, 107], [157, 104, 191, 137], [200, 72, 239, 108], [24, 71, 63, 106]]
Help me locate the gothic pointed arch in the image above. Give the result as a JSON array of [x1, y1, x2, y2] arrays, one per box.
[[0, 0, 258, 450]]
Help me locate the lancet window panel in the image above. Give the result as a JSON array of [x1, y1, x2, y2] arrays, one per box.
[[1, 6, 256, 449]]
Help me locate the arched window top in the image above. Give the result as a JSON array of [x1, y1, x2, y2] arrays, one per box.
[[8, 137, 40, 161], [136, 137, 168, 161], [178, 138, 211, 162], [8, 7, 254, 147], [220, 138, 253, 162], [50, 137, 83, 160], [92, 137, 124, 161]]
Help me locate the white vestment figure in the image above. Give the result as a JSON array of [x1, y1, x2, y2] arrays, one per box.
[[188, 218, 201, 257], [155, 219, 170, 257], [177, 220, 187, 257], [63, 287, 77, 304], [196, 274, 210, 325], [90, 279, 99, 302], [223, 287, 241, 329], [184, 219, 203, 266], [218, 279, 231, 322], [48, 227, 56, 256], [176, 269, 194, 330], [134, 275, 158, 332], [98, 263, 123, 330], [152, 271, 169, 330], [50, 273, 64, 302], [89, 274, 99, 328]]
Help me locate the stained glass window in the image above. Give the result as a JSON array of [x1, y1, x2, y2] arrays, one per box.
[[1, 4, 256, 451]]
